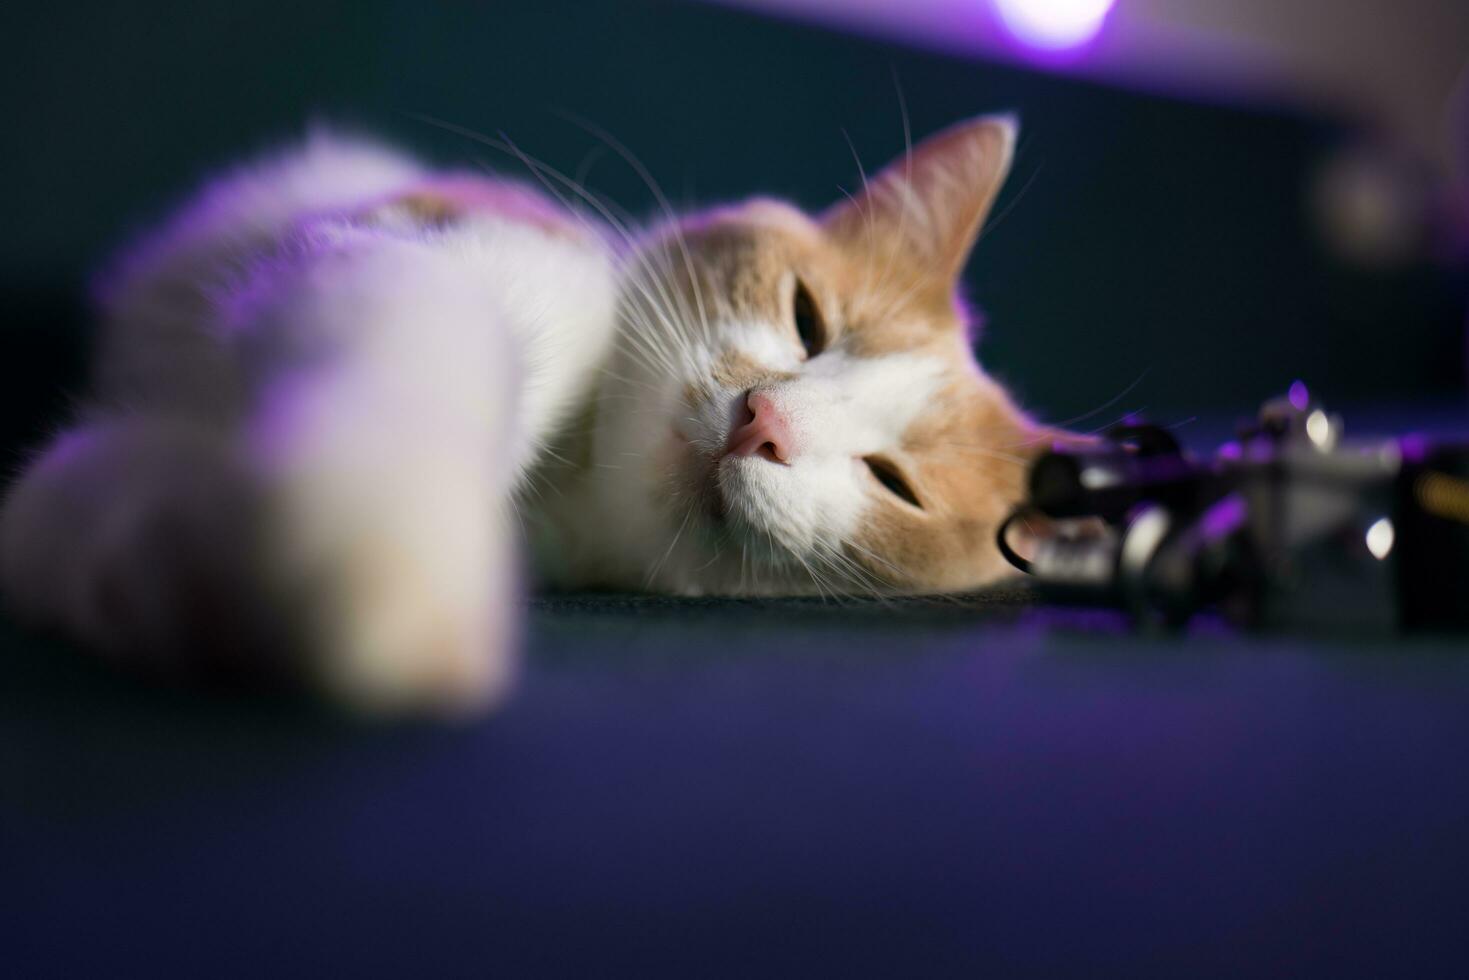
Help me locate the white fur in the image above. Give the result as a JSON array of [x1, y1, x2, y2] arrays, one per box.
[[1, 134, 617, 714]]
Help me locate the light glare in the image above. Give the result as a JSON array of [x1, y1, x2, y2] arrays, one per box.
[[1305, 410, 1332, 448], [993, 0, 1117, 51], [1365, 517, 1395, 560]]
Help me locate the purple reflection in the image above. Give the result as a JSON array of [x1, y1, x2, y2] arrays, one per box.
[[1398, 432, 1431, 464], [1288, 380, 1310, 411], [1200, 493, 1247, 541]]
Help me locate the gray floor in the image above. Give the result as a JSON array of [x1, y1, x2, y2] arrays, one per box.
[[5, 587, 1469, 977]]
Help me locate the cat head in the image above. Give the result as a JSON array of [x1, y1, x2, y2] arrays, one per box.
[[589, 114, 1051, 595]]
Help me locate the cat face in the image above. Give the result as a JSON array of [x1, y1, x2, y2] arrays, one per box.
[[590, 115, 1046, 595]]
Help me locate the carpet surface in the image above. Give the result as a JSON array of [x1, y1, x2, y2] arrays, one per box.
[[5, 582, 1469, 977]]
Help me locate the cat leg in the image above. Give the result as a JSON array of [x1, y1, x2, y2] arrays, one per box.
[[0, 416, 278, 678], [3, 236, 531, 714], [235, 236, 528, 715], [0, 404, 519, 715], [248, 374, 519, 716]]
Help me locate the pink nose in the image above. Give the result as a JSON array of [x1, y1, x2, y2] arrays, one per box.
[[726, 390, 793, 463]]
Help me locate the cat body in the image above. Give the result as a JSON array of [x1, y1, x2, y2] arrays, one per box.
[[0, 116, 1044, 713]]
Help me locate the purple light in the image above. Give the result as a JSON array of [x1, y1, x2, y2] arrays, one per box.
[[1287, 380, 1310, 411], [1199, 493, 1247, 541], [992, 0, 1117, 52]]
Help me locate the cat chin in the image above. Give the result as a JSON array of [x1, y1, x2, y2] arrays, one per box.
[[712, 457, 819, 556]]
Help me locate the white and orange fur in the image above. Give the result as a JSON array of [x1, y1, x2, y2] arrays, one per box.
[[0, 115, 1055, 715]]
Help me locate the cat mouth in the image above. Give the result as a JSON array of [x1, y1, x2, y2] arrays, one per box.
[[669, 425, 782, 534], [710, 456, 780, 535]]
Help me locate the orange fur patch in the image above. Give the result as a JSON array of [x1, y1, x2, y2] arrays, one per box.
[[363, 175, 589, 242]]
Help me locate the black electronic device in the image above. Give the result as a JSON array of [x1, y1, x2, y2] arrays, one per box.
[[999, 389, 1469, 632]]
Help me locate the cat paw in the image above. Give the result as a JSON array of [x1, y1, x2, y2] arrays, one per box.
[[0, 420, 271, 675], [295, 531, 519, 718]]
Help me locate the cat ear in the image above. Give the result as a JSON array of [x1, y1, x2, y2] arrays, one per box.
[[822, 114, 1017, 283]]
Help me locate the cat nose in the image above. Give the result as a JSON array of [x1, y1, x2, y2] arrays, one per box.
[[726, 390, 793, 463]]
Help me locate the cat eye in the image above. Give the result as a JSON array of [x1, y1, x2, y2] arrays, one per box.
[[864, 456, 923, 509], [791, 278, 826, 358]]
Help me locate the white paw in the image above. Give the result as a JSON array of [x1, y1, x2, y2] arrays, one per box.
[[301, 530, 519, 718], [0, 421, 262, 669]]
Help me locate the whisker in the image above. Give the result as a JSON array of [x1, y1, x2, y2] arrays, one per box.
[[413, 114, 705, 382], [554, 111, 714, 348], [1030, 369, 1151, 432]]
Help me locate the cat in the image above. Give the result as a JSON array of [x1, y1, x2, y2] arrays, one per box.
[[0, 114, 1056, 715]]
